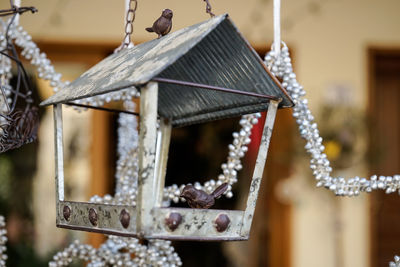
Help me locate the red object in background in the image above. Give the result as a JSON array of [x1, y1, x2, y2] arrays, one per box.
[[248, 112, 267, 162]]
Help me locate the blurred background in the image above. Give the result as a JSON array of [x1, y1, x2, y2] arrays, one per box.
[[0, 0, 399, 266]]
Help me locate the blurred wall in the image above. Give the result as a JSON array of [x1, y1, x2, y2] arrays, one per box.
[[3, 0, 400, 266]]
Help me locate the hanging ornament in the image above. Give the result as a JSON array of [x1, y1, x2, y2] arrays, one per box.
[[0, 4, 38, 153], [41, 10, 293, 242]]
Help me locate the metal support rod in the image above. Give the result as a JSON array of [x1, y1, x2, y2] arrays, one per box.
[[241, 100, 279, 236], [137, 82, 158, 236], [154, 119, 172, 207], [0, 6, 37, 17], [65, 102, 140, 116], [53, 104, 65, 201], [152, 77, 282, 101]]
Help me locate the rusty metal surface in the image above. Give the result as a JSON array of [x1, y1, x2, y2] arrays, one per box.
[[41, 14, 293, 127]]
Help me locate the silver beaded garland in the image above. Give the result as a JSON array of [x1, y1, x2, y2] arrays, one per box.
[[0, 19, 14, 138], [390, 256, 400, 267], [0, 216, 7, 267], [49, 237, 181, 267], [264, 42, 400, 197], [163, 112, 261, 203]]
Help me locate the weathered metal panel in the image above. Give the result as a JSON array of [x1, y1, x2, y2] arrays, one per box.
[[40, 14, 293, 127], [56, 202, 247, 240], [157, 19, 292, 127], [241, 100, 278, 237], [57, 201, 137, 236], [54, 104, 64, 202], [150, 207, 247, 241], [40, 15, 226, 106], [154, 119, 172, 207], [137, 82, 159, 235]]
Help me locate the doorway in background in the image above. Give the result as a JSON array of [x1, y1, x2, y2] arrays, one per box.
[[369, 48, 400, 267]]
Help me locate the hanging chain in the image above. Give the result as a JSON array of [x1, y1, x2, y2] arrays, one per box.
[[116, 0, 137, 52], [123, 0, 137, 46], [203, 0, 215, 17]]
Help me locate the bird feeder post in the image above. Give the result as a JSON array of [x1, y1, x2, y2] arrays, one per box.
[[54, 103, 65, 203], [137, 81, 159, 235], [154, 118, 172, 207], [241, 99, 279, 237]]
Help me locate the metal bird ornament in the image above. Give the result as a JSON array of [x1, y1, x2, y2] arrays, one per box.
[[180, 183, 228, 209], [145, 9, 173, 38]]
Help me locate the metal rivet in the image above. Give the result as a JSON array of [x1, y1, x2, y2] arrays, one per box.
[[63, 206, 71, 221], [165, 212, 182, 231], [119, 209, 130, 229], [214, 214, 230, 232], [89, 208, 98, 226]]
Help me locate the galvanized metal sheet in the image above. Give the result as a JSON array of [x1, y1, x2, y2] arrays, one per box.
[[41, 14, 293, 127], [41, 15, 227, 106]]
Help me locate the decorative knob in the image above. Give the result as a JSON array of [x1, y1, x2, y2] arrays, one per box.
[[214, 214, 230, 232], [63, 205, 71, 221], [89, 208, 98, 226], [119, 209, 130, 229], [165, 212, 182, 231]]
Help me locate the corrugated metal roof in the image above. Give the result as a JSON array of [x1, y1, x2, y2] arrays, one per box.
[[41, 14, 293, 127]]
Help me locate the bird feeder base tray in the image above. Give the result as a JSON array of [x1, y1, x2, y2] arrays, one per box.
[[56, 201, 250, 241]]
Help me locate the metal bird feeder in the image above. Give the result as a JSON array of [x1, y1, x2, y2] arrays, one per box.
[[41, 14, 293, 241]]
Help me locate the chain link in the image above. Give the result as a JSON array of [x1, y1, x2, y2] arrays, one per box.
[[124, 0, 137, 46], [115, 0, 137, 52], [203, 0, 215, 17]]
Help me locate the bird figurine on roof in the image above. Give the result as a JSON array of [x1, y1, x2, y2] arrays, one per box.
[[145, 9, 173, 38]]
